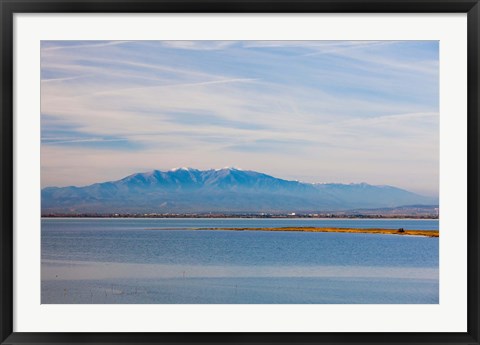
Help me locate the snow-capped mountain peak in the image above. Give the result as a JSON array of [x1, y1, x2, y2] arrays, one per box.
[[41, 168, 438, 214]]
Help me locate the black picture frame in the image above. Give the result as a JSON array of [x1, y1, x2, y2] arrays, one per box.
[[1, 1, 479, 344]]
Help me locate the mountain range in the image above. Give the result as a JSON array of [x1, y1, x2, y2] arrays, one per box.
[[41, 167, 438, 214]]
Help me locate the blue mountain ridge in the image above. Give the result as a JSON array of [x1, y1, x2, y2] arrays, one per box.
[[41, 167, 438, 214]]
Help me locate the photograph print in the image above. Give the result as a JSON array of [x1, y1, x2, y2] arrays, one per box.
[[41, 40, 439, 304]]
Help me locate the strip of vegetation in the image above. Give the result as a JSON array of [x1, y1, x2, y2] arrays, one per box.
[[190, 227, 439, 237]]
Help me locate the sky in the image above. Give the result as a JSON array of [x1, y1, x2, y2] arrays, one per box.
[[41, 40, 439, 196]]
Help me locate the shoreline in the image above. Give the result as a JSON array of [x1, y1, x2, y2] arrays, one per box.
[[147, 227, 439, 237], [41, 216, 439, 221]]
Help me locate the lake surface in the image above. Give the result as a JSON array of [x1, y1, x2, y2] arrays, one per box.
[[41, 218, 439, 304]]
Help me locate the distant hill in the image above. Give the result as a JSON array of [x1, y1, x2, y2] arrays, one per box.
[[41, 167, 438, 214]]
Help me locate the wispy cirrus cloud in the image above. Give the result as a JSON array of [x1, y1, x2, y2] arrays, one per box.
[[159, 40, 237, 50], [42, 137, 129, 144], [41, 40, 132, 51]]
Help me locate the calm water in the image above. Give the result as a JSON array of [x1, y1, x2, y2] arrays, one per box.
[[41, 218, 439, 304]]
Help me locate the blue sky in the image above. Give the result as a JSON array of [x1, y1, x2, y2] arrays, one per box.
[[41, 40, 439, 196]]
